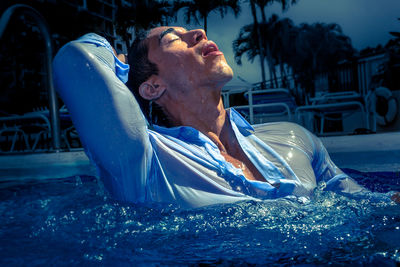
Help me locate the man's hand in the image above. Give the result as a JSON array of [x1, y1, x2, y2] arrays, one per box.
[[391, 192, 400, 203], [112, 47, 127, 63]]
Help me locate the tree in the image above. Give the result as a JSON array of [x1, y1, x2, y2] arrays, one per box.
[[234, 18, 355, 102], [115, 0, 172, 49], [266, 16, 296, 88], [233, 14, 296, 88], [249, 0, 266, 86], [247, 0, 297, 87], [290, 22, 354, 97], [389, 18, 400, 45], [381, 18, 400, 89], [233, 24, 260, 66], [172, 0, 240, 34], [253, 0, 296, 23], [262, 14, 280, 88]]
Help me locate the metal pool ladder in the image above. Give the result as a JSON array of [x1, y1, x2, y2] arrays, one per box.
[[0, 4, 61, 151]]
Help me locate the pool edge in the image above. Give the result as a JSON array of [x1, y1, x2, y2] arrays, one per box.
[[1, 132, 399, 181]]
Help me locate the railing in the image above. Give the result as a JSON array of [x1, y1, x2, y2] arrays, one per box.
[[316, 54, 388, 97], [0, 4, 61, 151], [0, 112, 51, 152], [243, 89, 293, 123], [222, 87, 295, 125], [294, 89, 376, 135]]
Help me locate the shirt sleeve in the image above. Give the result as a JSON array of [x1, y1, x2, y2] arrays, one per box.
[[53, 35, 152, 203], [309, 131, 367, 194]]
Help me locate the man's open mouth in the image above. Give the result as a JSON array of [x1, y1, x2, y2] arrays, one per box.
[[202, 41, 223, 57]]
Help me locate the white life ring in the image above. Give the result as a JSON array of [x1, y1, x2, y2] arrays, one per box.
[[375, 87, 398, 126]]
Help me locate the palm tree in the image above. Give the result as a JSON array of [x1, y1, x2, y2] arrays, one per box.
[[249, 0, 266, 87], [233, 14, 295, 88], [389, 18, 400, 44], [253, 0, 297, 23], [233, 20, 279, 88], [266, 16, 296, 88], [233, 24, 260, 66], [115, 0, 172, 49], [234, 19, 354, 100], [290, 22, 354, 97], [262, 14, 280, 88], [172, 0, 241, 34], [247, 0, 297, 88]]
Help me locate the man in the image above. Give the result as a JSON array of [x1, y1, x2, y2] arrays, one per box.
[[53, 27, 399, 208], [129, 27, 269, 183]]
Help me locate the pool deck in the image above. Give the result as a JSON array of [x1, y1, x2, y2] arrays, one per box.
[[321, 132, 400, 172], [0, 132, 399, 182], [0, 150, 96, 182]]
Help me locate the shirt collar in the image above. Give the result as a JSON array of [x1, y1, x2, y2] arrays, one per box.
[[228, 108, 254, 136], [152, 108, 254, 138]]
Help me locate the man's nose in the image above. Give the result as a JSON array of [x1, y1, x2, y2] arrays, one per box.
[[186, 29, 207, 47]]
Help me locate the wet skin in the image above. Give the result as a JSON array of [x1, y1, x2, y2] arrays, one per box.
[[139, 26, 268, 183], [128, 26, 400, 199]]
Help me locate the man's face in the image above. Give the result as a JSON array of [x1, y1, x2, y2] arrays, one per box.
[[146, 26, 233, 94]]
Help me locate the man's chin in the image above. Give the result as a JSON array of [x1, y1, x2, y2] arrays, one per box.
[[213, 61, 234, 83]]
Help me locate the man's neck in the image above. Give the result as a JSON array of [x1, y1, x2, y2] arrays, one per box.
[[159, 87, 233, 152], [157, 84, 268, 183], [182, 101, 234, 153], [157, 84, 268, 182]]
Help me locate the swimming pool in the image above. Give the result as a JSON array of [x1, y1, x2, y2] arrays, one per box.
[[1, 132, 399, 181], [321, 132, 400, 172], [1, 170, 399, 265], [0, 132, 399, 265]]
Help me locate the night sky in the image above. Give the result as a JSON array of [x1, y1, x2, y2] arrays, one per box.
[[177, 0, 400, 86]]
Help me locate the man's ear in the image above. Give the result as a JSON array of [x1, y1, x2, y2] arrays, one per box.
[[138, 75, 166, 101]]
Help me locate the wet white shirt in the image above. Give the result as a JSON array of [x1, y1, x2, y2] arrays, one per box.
[[53, 34, 365, 208]]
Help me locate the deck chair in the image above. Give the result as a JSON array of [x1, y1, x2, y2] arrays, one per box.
[[0, 112, 49, 152], [294, 91, 373, 135], [224, 88, 296, 124], [31, 105, 81, 150]]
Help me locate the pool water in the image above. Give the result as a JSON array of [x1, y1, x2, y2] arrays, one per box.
[[0, 169, 399, 266]]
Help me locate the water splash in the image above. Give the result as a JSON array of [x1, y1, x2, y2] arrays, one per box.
[[0, 173, 399, 266]]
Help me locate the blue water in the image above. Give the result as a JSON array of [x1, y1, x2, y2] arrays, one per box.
[[0, 169, 399, 266]]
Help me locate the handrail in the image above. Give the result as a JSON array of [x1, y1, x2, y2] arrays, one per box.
[[294, 101, 367, 135], [0, 4, 61, 151], [234, 102, 292, 123], [244, 88, 293, 123]]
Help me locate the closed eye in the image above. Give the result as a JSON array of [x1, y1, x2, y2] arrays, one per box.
[[159, 27, 187, 46], [160, 34, 181, 46], [169, 37, 180, 43]]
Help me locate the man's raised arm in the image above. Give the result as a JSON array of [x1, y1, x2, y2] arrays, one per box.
[[53, 35, 152, 202]]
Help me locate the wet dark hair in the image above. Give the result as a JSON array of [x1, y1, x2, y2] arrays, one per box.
[[126, 32, 171, 127]]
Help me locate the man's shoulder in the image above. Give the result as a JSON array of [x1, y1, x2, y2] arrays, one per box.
[[252, 121, 315, 153], [252, 121, 308, 135]]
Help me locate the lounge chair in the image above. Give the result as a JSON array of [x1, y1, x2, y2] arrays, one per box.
[[294, 90, 375, 135], [0, 112, 49, 152], [222, 87, 296, 124]]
